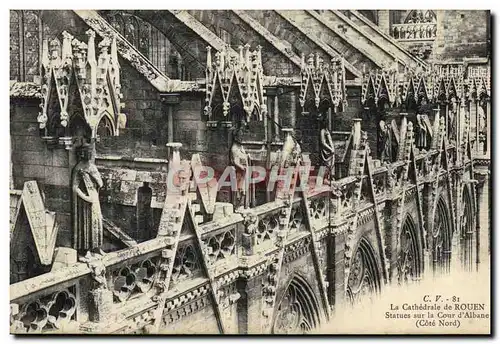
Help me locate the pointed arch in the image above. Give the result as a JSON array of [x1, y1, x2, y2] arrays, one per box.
[[404, 78, 417, 110], [416, 76, 429, 104], [272, 274, 321, 334], [124, 14, 140, 48], [432, 196, 453, 273], [346, 238, 382, 304], [437, 78, 447, 104], [69, 112, 92, 143], [377, 74, 391, 106], [404, 10, 436, 24], [96, 112, 115, 137], [23, 10, 41, 81], [447, 77, 458, 101], [363, 75, 377, 105], [108, 12, 125, 35], [397, 215, 422, 284], [10, 10, 21, 80]]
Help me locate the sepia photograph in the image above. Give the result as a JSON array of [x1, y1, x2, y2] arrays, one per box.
[[8, 8, 491, 335]]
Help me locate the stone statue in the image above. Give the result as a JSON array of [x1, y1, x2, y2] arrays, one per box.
[[378, 120, 392, 163], [448, 97, 457, 139], [416, 115, 427, 150], [416, 114, 433, 150], [230, 128, 250, 210], [280, 129, 301, 168], [319, 118, 335, 179], [72, 144, 104, 255]]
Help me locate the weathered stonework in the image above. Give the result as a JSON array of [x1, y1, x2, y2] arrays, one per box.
[[9, 9, 490, 335]]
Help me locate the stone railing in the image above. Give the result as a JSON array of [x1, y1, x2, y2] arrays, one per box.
[[392, 22, 437, 41]]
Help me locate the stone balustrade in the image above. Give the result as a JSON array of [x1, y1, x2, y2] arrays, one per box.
[[392, 22, 437, 41]]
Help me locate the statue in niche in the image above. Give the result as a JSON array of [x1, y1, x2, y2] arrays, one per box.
[[319, 117, 335, 180], [378, 120, 393, 163], [280, 130, 302, 168], [416, 114, 433, 150], [390, 119, 400, 161], [416, 115, 428, 150], [230, 127, 250, 210], [448, 97, 457, 140], [418, 98, 432, 115], [72, 143, 105, 256]]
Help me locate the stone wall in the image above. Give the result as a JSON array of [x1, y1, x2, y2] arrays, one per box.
[[10, 98, 73, 247], [433, 10, 490, 61], [96, 58, 168, 159]]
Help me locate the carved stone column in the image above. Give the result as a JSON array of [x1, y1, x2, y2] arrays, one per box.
[[160, 93, 181, 144], [85, 259, 114, 323]]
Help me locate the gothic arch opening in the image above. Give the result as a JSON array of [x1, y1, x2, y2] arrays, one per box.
[[432, 196, 453, 273], [136, 182, 153, 242], [404, 10, 436, 24], [397, 215, 422, 284], [96, 114, 115, 138], [347, 238, 382, 304], [459, 187, 474, 270], [102, 11, 190, 80], [272, 274, 321, 334]]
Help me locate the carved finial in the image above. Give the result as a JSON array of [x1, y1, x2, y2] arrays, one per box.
[[307, 53, 314, 68], [219, 49, 225, 71], [86, 29, 97, 65], [256, 45, 262, 68], [238, 45, 244, 66]]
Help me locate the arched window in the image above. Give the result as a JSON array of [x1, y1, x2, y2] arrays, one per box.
[[432, 197, 453, 273], [97, 114, 114, 138], [397, 216, 421, 284], [347, 238, 382, 304], [404, 10, 436, 24], [102, 11, 188, 80], [273, 275, 321, 334], [124, 15, 139, 48], [9, 10, 43, 82], [10, 11, 21, 80]]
